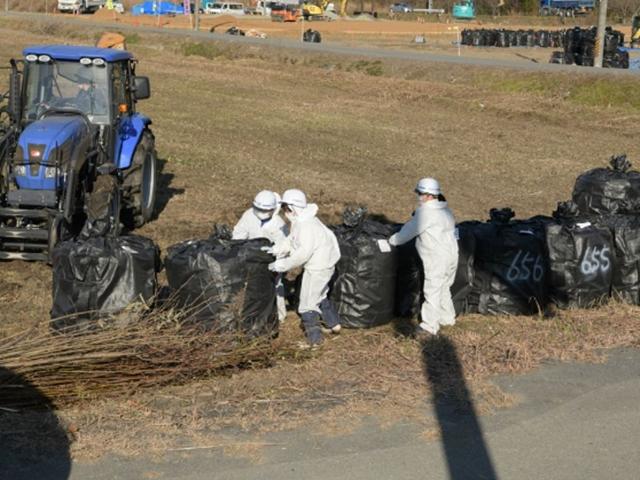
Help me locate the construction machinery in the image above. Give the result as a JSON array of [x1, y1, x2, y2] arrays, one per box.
[[270, 3, 301, 21], [452, 0, 475, 19], [632, 12, 640, 47], [0, 45, 157, 261], [302, 0, 325, 20]]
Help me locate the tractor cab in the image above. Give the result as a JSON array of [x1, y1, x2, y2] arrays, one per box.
[[0, 45, 157, 261]]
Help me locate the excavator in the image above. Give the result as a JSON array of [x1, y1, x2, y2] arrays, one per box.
[[302, 0, 349, 19], [632, 10, 640, 47]]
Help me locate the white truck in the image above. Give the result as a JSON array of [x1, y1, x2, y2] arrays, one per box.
[[203, 2, 247, 15], [57, 0, 106, 13], [254, 0, 298, 16]]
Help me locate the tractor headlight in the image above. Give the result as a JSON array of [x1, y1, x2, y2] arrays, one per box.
[[14, 165, 27, 176], [44, 167, 58, 179]]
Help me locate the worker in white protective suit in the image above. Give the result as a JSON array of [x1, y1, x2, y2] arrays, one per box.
[[266, 189, 342, 346], [389, 178, 459, 336], [233, 190, 289, 322]]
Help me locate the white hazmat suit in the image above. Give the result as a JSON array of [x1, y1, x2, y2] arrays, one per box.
[[390, 198, 459, 335], [269, 191, 341, 345], [233, 192, 289, 322]]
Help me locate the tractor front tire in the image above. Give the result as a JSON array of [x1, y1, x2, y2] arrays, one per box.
[[122, 130, 158, 230]]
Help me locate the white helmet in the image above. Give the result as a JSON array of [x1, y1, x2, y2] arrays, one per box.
[[415, 178, 441, 196], [253, 190, 278, 211], [281, 189, 307, 209]]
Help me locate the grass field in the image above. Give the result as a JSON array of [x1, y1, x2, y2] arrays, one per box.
[[1, 19, 640, 459]]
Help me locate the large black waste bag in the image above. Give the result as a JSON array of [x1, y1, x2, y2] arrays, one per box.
[[165, 237, 277, 338], [546, 202, 614, 309], [330, 206, 398, 328], [451, 222, 478, 315], [468, 208, 548, 316], [597, 215, 640, 304], [394, 237, 423, 318], [573, 155, 640, 215], [303, 29, 321, 43], [51, 235, 160, 329]]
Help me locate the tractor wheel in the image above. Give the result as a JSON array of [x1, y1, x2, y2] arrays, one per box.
[[83, 174, 121, 238], [122, 130, 158, 230]]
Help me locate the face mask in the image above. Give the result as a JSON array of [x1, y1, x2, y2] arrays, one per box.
[[254, 209, 273, 221]]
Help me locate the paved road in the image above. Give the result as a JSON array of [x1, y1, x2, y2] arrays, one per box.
[[1, 11, 638, 76], [60, 348, 640, 480]]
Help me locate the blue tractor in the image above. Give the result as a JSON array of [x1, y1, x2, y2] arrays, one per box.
[[0, 45, 157, 261]]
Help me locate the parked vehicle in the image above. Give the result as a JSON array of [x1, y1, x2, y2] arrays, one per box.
[[539, 0, 595, 16], [389, 2, 412, 13], [452, 0, 475, 19], [58, 0, 106, 14], [204, 2, 246, 15]]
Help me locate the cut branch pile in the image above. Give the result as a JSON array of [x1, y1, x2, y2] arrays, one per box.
[[0, 303, 299, 408]]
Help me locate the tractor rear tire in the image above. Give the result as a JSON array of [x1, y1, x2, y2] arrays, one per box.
[[122, 130, 158, 230]]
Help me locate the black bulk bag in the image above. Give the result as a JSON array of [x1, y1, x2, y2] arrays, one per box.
[[452, 221, 478, 315], [573, 155, 640, 215], [468, 208, 548, 316], [51, 235, 160, 329], [472, 30, 483, 47], [330, 207, 398, 328], [303, 29, 322, 43], [549, 51, 565, 64], [394, 237, 423, 318], [495, 30, 508, 48], [546, 202, 614, 309], [165, 236, 277, 338], [461, 29, 472, 45], [597, 215, 640, 304]]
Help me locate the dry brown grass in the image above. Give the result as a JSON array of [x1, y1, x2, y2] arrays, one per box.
[[1, 19, 640, 460], [35, 304, 637, 459]]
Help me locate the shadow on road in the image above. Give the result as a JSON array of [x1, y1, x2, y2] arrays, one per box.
[[0, 366, 71, 480], [422, 335, 498, 480]]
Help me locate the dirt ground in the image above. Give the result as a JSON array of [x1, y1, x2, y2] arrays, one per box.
[[1, 19, 640, 460]]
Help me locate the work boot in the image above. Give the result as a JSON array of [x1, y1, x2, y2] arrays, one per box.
[[300, 311, 323, 346], [319, 298, 341, 334], [413, 322, 437, 340]]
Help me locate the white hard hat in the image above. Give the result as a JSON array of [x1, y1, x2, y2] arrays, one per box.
[[281, 189, 307, 209], [415, 178, 441, 196], [253, 190, 278, 211]]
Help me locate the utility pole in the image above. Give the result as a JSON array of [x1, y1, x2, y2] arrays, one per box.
[[194, 0, 200, 30], [594, 0, 608, 68]]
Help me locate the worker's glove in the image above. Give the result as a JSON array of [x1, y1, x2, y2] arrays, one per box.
[[270, 239, 291, 258], [388, 234, 399, 247], [268, 260, 287, 273]]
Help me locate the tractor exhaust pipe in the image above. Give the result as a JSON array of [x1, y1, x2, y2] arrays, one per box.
[[8, 59, 22, 125]]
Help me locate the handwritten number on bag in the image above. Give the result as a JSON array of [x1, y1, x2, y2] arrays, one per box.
[[580, 246, 611, 276], [507, 251, 544, 282]]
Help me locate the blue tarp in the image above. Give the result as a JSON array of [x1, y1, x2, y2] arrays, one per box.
[[131, 1, 184, 15]]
